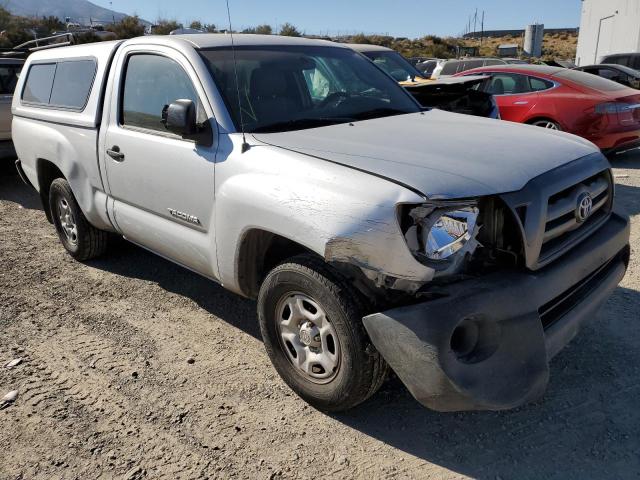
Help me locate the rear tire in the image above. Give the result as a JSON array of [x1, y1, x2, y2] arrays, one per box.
[[49, 178, 108, 261], [257, 254, 388, 412]]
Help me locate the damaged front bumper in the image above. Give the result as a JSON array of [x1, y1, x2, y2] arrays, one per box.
[[363, 212, 630, 412]]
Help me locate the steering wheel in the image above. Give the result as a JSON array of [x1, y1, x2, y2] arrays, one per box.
[[317, 91, 350, 109]]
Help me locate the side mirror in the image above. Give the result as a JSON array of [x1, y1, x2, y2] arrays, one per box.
[[162, 99, 197, 136], [162, 99, 213, 146]]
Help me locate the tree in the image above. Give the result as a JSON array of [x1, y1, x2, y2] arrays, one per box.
[[254, 24, 272, 35], [189, 20, 202, 30], [351, 33, 370, 44], [40, 16, 65, 34], [106, 16, 145, 39], [153, 19, 181, 35], [203, 23, 217, 33], [279, 22, 300, 37]]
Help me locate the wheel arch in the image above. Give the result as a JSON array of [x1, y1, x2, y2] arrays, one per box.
[[236, 228, 318, 299], [36, 158, 65, 223]]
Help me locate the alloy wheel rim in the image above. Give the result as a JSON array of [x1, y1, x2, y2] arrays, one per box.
[[533, 120, 559, 130], [57, 198, 78, 245], [275, 292, 341, 384]]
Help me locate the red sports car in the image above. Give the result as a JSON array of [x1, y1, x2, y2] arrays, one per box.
[[455, 65, 640, 153]]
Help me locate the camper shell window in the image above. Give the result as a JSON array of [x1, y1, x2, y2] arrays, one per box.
[[21, 59, 97, 111]]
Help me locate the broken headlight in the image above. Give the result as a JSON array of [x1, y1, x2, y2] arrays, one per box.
[[403, 202, 480, 264]]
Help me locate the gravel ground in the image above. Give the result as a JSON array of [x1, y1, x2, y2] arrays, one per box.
[[1, 151, 639, 480]]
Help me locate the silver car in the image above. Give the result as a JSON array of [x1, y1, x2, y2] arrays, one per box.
[[0, 58, 23, 159]]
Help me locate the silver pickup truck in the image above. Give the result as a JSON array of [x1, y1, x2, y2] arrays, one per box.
[[12, 35, 630, 412]]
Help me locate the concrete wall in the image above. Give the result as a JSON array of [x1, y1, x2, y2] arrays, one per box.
[[576, 0, 640, 65]]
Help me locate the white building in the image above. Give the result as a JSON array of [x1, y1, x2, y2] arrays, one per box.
[[575, 0, 640, 66]]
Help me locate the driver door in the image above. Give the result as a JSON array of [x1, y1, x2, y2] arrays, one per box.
[[101, 46, 219, 279]]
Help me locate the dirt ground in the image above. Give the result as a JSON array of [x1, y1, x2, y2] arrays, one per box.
[[1, 151, 639, 480]]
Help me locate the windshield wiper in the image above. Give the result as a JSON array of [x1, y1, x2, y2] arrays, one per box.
[[252, 117, 355, 133], [351, 108, 411, 121]]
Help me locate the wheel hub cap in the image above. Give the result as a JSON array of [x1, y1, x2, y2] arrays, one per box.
[[57, 198, 78, 245], [299, 322, 321, 348], [276, 293, 340, 383]]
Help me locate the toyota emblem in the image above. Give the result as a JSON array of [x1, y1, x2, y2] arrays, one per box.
[[576, 193, 593, 223]]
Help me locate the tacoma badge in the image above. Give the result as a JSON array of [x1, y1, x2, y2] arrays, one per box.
[[167, 208, 201, 225]]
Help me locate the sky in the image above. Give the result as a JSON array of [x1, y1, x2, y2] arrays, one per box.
[[92, 0, 582, 38]]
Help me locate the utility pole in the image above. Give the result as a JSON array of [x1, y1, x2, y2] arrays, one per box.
[[481, 11, 485, 46], [473, 8, 478, 37]]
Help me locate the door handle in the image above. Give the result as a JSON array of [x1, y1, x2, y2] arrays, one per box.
[[107, 146, 125, 161], [513, 101, 529, 105]]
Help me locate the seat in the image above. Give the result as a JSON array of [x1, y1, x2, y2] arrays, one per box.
[[249, 68, 302, 126], [490, 78, 505, 95]]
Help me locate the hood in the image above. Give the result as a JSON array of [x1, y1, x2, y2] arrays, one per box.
[[403, 75, 490, 91], [253, 110, 599, 198], [398, 76, 432, 87]]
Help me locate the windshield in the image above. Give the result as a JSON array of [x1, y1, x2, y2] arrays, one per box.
[[610, 64, 640, 77], [554, 68, 628, 92], [362, 50, 423, 82], [199, 46, 420, 133]]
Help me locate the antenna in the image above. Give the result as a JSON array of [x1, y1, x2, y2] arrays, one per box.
[[226, 0, 249, 153]]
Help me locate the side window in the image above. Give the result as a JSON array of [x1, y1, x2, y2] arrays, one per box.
[[0, 65, 21, 95], [633, 55, 640, 70], [597, 68, 618, 80], [22, 63, 56, 104], [612, 56, 630, 66], [440, 61, 460, 76], [485, 73, 531, 95], [528, 76, 554, 91], [122, 54, 200, 132], [21, 60, 96, 109], [49, 60, 96, 109], [460, 60, 483, 73]]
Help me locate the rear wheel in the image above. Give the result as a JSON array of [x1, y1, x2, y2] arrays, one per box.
[[530, 119, 562, 131], [257, 254, 388, 412], [49, 178, 109, 261]]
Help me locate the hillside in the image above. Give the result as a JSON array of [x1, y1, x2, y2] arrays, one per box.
[[461, 32, 578, 60], [340, 31, 578, 62], [5, 0, 131, 24]]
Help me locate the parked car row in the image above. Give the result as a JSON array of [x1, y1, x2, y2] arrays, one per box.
[[345, 44, 640, 154]]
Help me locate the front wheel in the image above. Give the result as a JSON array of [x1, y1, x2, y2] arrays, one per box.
[[257, 254, 388, 412]]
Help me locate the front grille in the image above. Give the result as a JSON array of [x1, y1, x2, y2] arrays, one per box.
[[500, 154, 613, 270], [539, 170, 613, 262]]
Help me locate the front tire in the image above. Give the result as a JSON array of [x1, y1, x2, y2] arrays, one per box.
[[258, 254, 387, 412], [49, 178, 108, 261]]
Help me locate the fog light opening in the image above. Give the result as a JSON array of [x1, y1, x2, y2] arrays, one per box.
[[451, 321, 480, 358], [451, 317, 501, 364]]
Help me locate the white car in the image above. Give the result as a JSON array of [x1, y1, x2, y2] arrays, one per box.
[[12, 35, 630, 412]]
